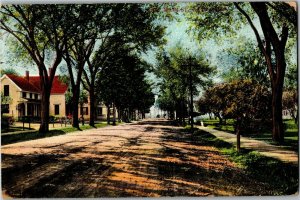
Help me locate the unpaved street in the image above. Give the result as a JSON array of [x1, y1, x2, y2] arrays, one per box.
[[2, 119, 273, 197]]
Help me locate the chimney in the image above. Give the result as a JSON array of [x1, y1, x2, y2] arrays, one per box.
[[25, 71, 29, 81], [48, 68, 52, 76]]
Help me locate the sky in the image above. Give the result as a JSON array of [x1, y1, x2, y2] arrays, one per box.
[[0, 2, 297, 117], [0, 4, 229, 76], [0, 3, 297, 94]]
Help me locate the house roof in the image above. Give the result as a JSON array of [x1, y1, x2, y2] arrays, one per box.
[[6, 74, 68, 94]]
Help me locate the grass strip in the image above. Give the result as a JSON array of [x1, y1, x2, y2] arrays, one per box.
[[1, 122, 122, 145], [191, 128, 299, 195]]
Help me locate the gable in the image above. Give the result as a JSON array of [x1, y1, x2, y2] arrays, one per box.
[[0, 75, 22, 92]]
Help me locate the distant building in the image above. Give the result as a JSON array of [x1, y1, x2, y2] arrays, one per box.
[[77, 100, 115, 121]]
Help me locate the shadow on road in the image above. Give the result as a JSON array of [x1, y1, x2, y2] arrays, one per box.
[[1, 120, 279, 197]]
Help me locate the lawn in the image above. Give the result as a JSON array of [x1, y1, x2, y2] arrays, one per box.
[[200, 118, 299, 152], [191, 129, 299, 195], [1, 126, 35, 133], [1, 121, 122, 145]]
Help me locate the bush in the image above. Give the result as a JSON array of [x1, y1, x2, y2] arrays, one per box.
[[1, 115, 10, 130]]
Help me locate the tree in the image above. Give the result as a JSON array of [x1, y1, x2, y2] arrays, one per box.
[[78, 90, 88, 125], [188, 2, 297, 143], [284, 63, 297, 90], [1, 5, 70, 133], [156, 91, 176, 120], [0, 68, 19, 77], [61, 5, 104, 128], [200, 80, 271, 151], [155, 45, 215, 126], [96, 45, 154, 123], [81, 4, 165, 127], [282, 90, 298, 124], [218, 37, 269, 86], [1, 92, 12, 115], [202, 84, 228, 124]]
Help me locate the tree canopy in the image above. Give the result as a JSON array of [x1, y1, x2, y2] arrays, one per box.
[[155, 45, 215, 124], [187, 2, 297, 143]]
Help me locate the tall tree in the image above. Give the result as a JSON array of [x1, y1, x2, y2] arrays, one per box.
[[95, 45, 154, 123], [188, 2, 297, 143], [0, 5, 69, 132], [155, 45, 215, 126], [81, 4, 165, 126], [61, 5, 102, 128]]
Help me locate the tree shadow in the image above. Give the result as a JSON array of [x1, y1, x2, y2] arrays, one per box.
[[2, 130, 67, 145], [1, 121, 296, 198]]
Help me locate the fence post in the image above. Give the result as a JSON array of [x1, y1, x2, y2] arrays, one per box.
[[28, 116, 30, 129]]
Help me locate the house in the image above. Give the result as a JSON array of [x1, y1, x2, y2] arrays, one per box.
[[1, 70, 118, 122], [0, 71, 68, 119], [78, 99, 117, 121]]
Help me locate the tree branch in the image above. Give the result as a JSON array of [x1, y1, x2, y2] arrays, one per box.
[[234, 2, 274, 81]]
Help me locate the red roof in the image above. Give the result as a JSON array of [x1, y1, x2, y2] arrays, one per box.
[[6, 74, 68, 94]]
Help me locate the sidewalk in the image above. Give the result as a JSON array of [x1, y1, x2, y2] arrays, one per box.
[[197, 126, 299, 165]]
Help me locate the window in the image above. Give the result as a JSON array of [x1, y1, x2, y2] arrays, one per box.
[[35, 94, 38, 99], [22, 92, 26, 98], [4, 85, 9, 96], [1, 104, 9, 113], [54, 105, 60, 115], [30, 93, 33, 99], [80, 107, 88, 115]]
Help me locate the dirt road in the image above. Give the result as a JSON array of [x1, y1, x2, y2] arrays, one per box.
[[1, 119, 274, 198]]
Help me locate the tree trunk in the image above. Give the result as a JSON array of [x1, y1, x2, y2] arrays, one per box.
[[189, 59, 194, 129], [272, 86, 284, 143], [39, 89, 50, 133], [112, 103, 116, 125], [72, 88, 80, 129], [80, 103, 84, 126], [249, 2, 289, 144], [215, 113, 223, 125], [89, 86, 95, 127], [106, 104, 111, 124], [236, 122, 241, 152], [118, 107, 122, 122]]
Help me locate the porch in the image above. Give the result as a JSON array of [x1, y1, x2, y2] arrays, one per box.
[[17, 99, 41, 121]]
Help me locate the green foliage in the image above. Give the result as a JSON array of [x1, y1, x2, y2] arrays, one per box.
[[194, 129, 299, 195], [284, 64, 297, 90], [203, 118, 298, 151], [218, 37, 269, 86], [79, 90, 88, 105], [198, 79, 272, 129], [0, 68, 19, 77], [187, 2, 245, 42], [221, 79, 271, 120], [1, 92, 12, 105], [282, 90, 298, 123], [1, 122, 109, 145], [0, 5, 71, 66], [187, 2, 296, 43], [95, 45, 155, 120], [155, 45, 215, 120]]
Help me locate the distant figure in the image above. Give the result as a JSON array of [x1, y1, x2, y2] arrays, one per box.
[[201, 121, 204, 127], [163, 114, 166, 118]]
